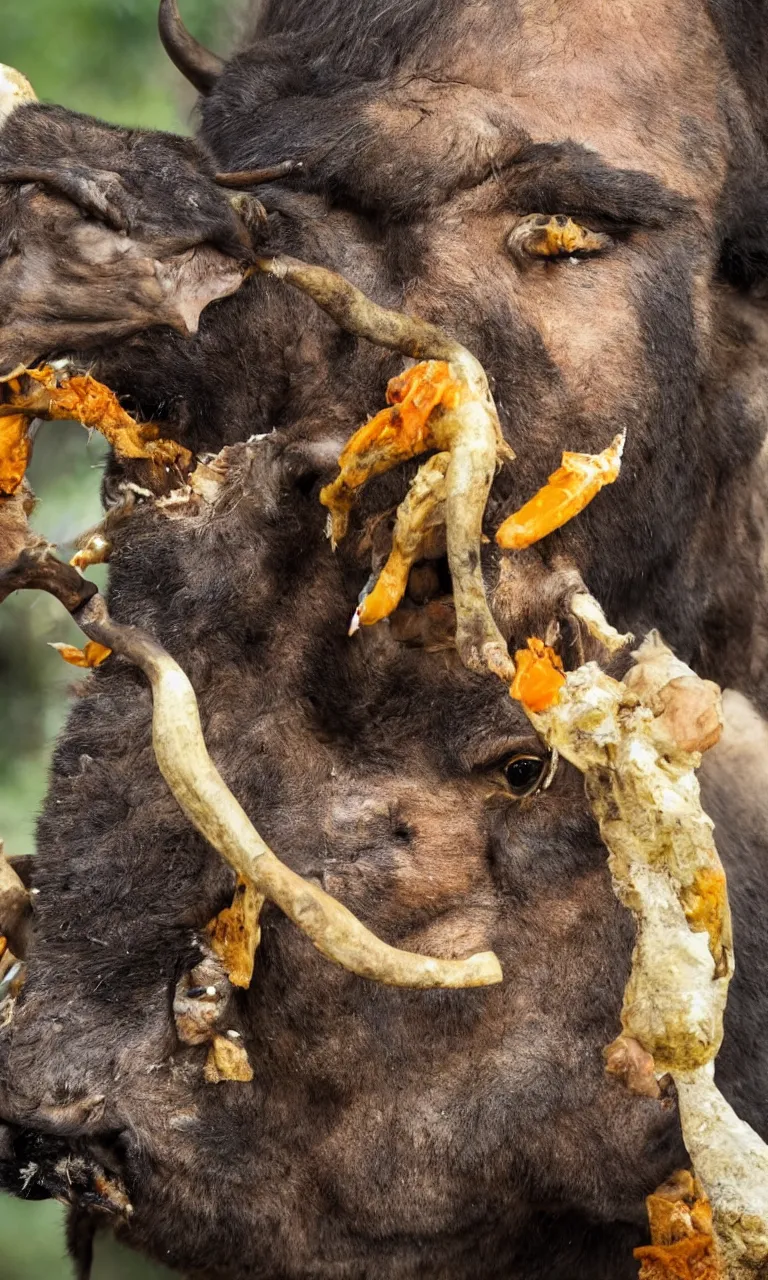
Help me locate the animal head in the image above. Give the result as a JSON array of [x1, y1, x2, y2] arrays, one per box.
[[2, 2, 768, 1277]]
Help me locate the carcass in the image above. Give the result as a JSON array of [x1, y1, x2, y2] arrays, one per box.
[[3, 2, 768, 1277]]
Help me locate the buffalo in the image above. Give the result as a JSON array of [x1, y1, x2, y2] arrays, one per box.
[[2, 1, 768, 1277]]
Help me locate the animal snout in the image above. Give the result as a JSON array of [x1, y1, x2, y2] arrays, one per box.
[[325, 792, 411, 863]]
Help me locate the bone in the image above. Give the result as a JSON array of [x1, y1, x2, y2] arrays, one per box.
[[257, 255, 517, 682], [568, 589, 634, 655], [0, 507, 501, 991], [519, 634, 768, 1273], [0, 358, 502, 992], [0, 538, 97, 611], [353, 451, 449, 631], [265, 254, 768, 1269], [73, 592, 501, 990], [0, 65, 36, 128], [255, 255, 462, 360], [675, 1068, 768, 1274], [526, 644, 732, 1065]]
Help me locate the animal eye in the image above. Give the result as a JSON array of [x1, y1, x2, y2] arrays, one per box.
[[507, 214, 611, 262], [502, 752, 549, 798]]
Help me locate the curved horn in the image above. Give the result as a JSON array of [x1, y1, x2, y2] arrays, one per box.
[[158, 0, 224, 95], [0, 65, 37, 128], [215, 161, 302, 188]]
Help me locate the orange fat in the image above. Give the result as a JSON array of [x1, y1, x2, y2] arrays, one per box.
[[496, 433, 624, 551], [12, 367, 192, 470], [636, 1172, 722, 1280], [681, 867, 728, 963], [0, 414, 31, 496], [357, 549, 411, 627], [206, 875, 263, 990], [510, 638, 566, 713], [635, 1235, 722, 1280], [51, 641, 112, 670], [320, 361, 462, 522]]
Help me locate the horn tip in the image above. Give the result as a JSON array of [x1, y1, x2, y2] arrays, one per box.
[[158, 0, 224, 95], [0, 65, 37, 125]]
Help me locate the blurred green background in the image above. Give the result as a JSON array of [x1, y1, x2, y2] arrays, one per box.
[[1, 1, 242, 1275]]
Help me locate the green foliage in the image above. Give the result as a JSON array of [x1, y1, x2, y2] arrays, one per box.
[[0, 422, 109, 859], [0, 1, 237, 1275], [2, 1198, 172, 1280], [3, 0, 238, 128]]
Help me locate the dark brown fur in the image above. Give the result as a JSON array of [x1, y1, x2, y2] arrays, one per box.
[[3, 2, 768, 1277]]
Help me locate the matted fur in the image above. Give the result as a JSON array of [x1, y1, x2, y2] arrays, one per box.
[[2, 2, 768, 1277]]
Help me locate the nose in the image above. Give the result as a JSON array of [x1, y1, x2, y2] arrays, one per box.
[[320, 777, 493, 948], [325, 792, 407, 865]]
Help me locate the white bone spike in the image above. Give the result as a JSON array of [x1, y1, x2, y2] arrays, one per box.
[[0, 65, 37, 127]]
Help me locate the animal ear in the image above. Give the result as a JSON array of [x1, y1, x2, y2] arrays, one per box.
[[718, 170, 768, 290], [0, 196, 249, 375], [0, 176, 250, 375], [151, 242, 248, 335], [0, 97, 253, 371]]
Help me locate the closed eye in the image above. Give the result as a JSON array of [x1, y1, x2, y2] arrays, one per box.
[[507, 213, 612, 263]]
